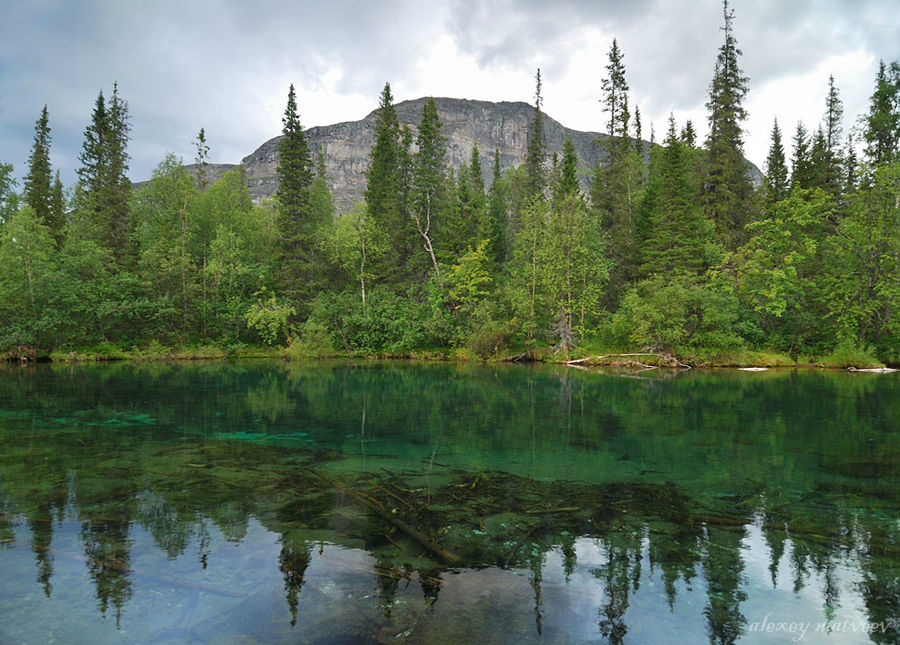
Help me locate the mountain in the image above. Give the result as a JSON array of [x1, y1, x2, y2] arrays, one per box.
[[187, 97, 762, 214]]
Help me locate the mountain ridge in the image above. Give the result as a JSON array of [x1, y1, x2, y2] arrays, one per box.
[[181, 97, 761, 213]]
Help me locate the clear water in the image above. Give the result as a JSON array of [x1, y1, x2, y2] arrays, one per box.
[[0, 360, 897, 644]]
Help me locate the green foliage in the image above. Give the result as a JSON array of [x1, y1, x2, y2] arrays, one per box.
[[0, 162, 19, 224], [245, 288, 296, 346], [612, 274, 743, 357], [818, 340, 884, 369], [819, 162, 900, 353]]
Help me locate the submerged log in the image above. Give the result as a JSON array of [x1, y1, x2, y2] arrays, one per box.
[[299, 464, 460, 564]]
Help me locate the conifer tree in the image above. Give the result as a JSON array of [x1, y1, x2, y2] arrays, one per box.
[[194, 127, 210, 189], [640, 116, 715, 278], [484, 150, 507, 267], [364, 83, 405, 282], [277, 84, 313, 232], [703, 0, 752, 248], [276, 84, 317, 307], [76, 84, 133, 261], [680, 121, 697, 148], [411, 98, 446, 275], [763, 118, 789, 209], [791, 122, 813, 190], [0, 162, 18, 224], [864, 60, 900, 165], [602, 39, 630, 140], [24, 105, 54, 235], [309, 150, 335, 225], [555, 137, 579, 202], [524, 69, 546, 202], [49, 170, 65, 245]]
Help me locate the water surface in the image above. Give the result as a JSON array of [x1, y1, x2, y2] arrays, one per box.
[[0, 361, 897, 643]]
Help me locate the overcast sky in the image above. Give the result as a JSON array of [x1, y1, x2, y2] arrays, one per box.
[[2, 0, 898, 190]]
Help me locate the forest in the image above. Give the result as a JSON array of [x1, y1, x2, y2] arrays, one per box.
[[1, 5, 899, 366]]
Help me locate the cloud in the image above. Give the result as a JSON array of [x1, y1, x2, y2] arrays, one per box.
[[1, 0, 898, 185]]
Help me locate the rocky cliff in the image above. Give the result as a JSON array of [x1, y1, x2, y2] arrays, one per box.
[[188, 97, 761, 214], [239, 97, 634, 213]]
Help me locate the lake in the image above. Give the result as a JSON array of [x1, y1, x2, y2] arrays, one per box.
[[0, 361, 897, 644]]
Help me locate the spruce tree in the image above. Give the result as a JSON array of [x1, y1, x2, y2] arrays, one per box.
[[640, 116, 714, 278], [364, 83, 405, 282], [309, 150, 335, 225], [76, 91, 106, 199], [524, 69, 546, 202], [602, 39, 630, 140], [791, 122, 813, 189], [49, 170, 65, 245], [194, 127, 210, 189], [0, 162, 18, 224], [763, 118, 789, 209], [75, 84, 132, 261], [100, 83, 132, 259], [864, 60, 900, 165], [24, 105, 53, 229], [276, 84, 316, 307], [277, 84, 313, 232], [555, 137, 579, 202], [411, 98, 447, 274], [703, 0, 752, 248], [484, 150, 507, 267]]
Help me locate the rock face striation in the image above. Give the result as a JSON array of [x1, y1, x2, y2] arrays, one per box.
[[187, 97, 761, 214]]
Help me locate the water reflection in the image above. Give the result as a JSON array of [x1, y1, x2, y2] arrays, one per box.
[[0, 361, 897, 643]]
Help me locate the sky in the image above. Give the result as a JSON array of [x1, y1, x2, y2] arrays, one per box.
[[1, 0, 898, 190]]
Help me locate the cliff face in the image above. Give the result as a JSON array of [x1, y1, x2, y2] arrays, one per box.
[[201, 97, 761, 214], [239, 97, 626, 213]]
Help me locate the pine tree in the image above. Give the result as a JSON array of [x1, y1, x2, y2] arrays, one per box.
[[864, 60, 900, 165], [24, 105, 56, 242], [703, 0, 752, 248], [763, 118, 789, 209], [524, 69, 546, 202], [411, 98, 447, 275]]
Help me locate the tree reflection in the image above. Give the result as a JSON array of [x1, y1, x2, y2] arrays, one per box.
[[0, 362, 897, 642]]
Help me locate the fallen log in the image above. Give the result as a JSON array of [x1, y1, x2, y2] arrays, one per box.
[[299, 464, 460, 564]]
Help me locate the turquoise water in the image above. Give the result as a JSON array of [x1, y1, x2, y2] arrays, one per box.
[[0, 361, 897, 643]]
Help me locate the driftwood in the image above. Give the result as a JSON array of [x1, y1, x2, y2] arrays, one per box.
[[299, 464, 460, 564], [567, 352, 692, 369]]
